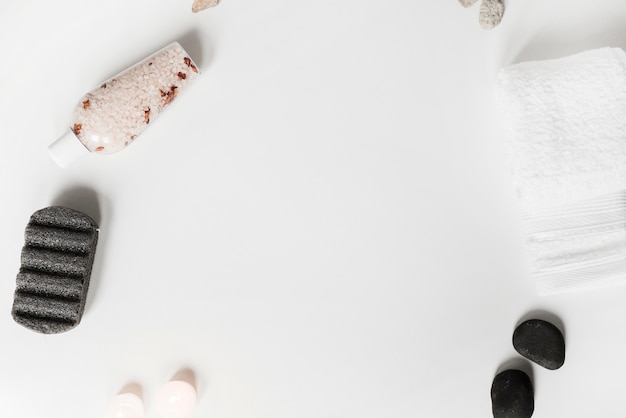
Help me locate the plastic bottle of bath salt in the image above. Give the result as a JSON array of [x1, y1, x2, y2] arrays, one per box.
[[49, 42, 199, 167]]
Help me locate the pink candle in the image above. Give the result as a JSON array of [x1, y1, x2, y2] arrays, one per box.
[[156, 380, 197, 418]]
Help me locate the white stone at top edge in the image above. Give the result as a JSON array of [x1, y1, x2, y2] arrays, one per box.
[[48, 130, 90, 168]]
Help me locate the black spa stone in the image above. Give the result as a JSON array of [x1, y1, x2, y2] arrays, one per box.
[[513, 319, 565, 370], [11, 206, 99, 334], [491, 369, 534, 418]]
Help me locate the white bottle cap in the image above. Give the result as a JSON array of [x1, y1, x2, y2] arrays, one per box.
[[48, 130, 90, 168]]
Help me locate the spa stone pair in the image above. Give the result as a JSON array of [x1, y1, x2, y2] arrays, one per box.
[[491, 319, 566, 418]]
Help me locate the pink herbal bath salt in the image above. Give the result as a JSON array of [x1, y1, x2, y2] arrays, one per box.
[[49, 42, 199, 167]]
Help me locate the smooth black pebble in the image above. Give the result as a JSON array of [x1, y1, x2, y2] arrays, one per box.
[[491, 369, 534, 418], [513, 319, 565, 370]]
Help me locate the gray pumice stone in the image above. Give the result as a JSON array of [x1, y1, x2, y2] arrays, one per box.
[[491, 369, 534, 418], [12, 206, 98, 334], [513, 319, 565, 370]]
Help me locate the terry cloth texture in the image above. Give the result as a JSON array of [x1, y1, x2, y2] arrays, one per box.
[[497, 47, 626, 295], [12, 206, 99, 333]]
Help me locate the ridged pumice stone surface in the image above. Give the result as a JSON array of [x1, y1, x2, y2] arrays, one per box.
[[11, 206, 99, 334]]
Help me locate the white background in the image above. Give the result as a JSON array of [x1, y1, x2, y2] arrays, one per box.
[[1, 1, 626, 417]]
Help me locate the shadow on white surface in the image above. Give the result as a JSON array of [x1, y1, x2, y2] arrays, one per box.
[[52, 187, 101, 224], [118, 382, 144, 400], [170, 368, 197, 389], [178, 28, 215, 71], [509, 21, 626, 65]]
